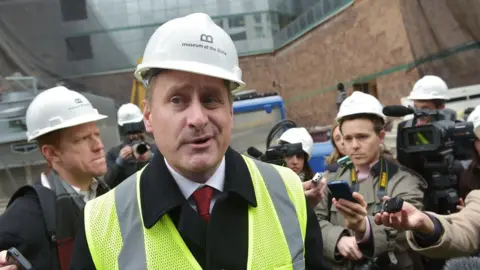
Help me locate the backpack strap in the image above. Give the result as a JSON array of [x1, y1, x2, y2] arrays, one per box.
[[8, 185, 61, 270]]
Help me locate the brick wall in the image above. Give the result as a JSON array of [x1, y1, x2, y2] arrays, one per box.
[[240, 0, 419, 126]]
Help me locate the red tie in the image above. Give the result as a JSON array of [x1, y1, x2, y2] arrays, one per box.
[[192, 186, 214, 222]]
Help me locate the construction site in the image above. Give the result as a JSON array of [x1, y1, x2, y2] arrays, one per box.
[[0, 0, 479, 212]]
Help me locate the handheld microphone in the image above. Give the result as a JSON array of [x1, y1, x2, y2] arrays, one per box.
[[382, 105, 414, 117], [247, 147, 264, 159]]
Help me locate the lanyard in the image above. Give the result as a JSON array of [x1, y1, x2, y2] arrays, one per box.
[[350, 159, 389, 209]]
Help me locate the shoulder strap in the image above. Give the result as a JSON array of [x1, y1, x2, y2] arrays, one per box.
[[8, 185, 60, 270]]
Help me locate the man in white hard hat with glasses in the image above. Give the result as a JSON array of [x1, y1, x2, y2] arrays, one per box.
[[71, 13, 326, 269], [315, 92, 427, 269], [0, 86, 109, 270]]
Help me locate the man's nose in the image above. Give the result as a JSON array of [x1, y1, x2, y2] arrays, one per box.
[[186, 100, 208, 129], [92, 136, 104, 152], [351, 139, 360, 149]]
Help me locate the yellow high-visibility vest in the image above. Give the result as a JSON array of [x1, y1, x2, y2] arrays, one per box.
[[84, 156, 308, 270]]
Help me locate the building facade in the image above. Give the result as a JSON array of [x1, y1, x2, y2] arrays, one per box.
[[0, 0, 313, 78], [1, 0, 479, 127]]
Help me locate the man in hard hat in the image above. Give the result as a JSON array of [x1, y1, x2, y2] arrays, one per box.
[[105, 103, 156, 188], [315, 91, 427, 269], [0, 86, 109, 269], [396, 75, 453, 167], [70, 13, 325, 269]]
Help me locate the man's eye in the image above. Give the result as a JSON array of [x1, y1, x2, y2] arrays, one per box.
[[204, 97, 219, 103], [171, 97, 182, 104]]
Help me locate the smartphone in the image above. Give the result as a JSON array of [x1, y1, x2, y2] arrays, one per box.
[[6, 247, 34, 270], [327, 180, 358, 203]]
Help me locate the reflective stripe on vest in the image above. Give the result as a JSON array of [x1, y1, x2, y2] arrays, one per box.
[[84, 156, 307, 270]]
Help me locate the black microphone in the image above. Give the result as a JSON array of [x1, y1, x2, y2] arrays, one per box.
[[247, 147, 264, 159], [382, 105, 414, 117]]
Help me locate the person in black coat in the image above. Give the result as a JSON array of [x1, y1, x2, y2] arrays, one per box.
[[0, 86, 110, 270], [70, 13, 328, 270], [104, 103, 156, 188]]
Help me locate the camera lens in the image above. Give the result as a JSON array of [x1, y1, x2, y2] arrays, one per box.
[[136, 143, 148, 155]]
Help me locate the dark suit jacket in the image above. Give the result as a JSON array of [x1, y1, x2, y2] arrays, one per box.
[[70, 147, 327, 269]]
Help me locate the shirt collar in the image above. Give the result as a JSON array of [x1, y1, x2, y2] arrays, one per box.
[[164, 156, 225, 199], [140, 147, 257, 229], [40, 173, 99, 193], [355, 160, 379, 173]]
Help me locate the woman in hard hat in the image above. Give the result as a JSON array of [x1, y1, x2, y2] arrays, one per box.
[[278, 127, 315, 181]]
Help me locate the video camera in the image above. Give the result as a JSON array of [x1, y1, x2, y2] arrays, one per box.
[[248, 143, 304, 166], [247, 120, 302, 167], [384, 105, 475, 214]]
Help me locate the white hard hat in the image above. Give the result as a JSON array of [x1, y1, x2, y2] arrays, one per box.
[[407, 75, 450, 100], [134, 13, 245, 92], [26, 86, 107, 141], [117, 103, 143, 126], [278, 127, 314, 159], [336, 91, 386, 122], [467, 105, 480, 139]]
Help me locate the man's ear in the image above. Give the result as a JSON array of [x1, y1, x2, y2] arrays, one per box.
[[379, 130, 386, 144], [143, 100, 153, 133], [41, 145, 60, 164]]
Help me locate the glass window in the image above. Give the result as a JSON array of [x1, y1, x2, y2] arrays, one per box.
[[65, 36, 93, 61], [228, 15, 245, 28], [254, 13, 262, 23], [255, 26, 264, 38], [230, 31, 247, 41], [59, 0, 87, 22], [214, 19, 224, 28]]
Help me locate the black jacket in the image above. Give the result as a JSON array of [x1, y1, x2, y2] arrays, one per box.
[[0, 180, 108, 270], [104, 143, 156, 188], [71, 147, 327, 269]]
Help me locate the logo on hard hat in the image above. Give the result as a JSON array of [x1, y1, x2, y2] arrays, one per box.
[[200, 34, 213, 44], [74, 98, 83, 104]]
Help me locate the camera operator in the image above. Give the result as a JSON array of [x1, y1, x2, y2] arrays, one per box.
[[369, 105, 480, 260], [278, 127, 315, 181], [105, 103, 155, 188], [315, 92, 427, 270], [396, 75, 455, 170]]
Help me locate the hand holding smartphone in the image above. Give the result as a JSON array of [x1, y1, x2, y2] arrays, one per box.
[[327, 180, 358, 203], [6, 248, 33, 270]]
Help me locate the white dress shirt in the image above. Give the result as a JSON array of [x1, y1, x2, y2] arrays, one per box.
[[165, 157, 226, 213]]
